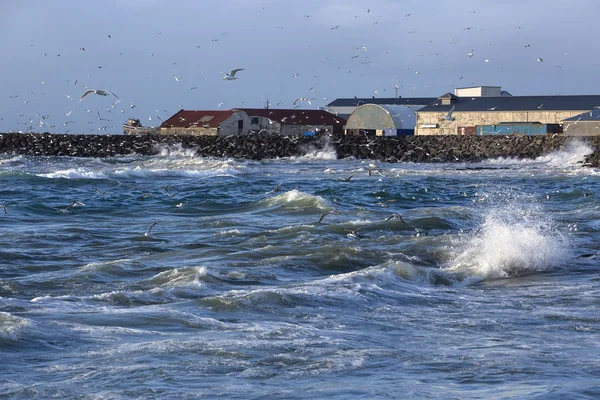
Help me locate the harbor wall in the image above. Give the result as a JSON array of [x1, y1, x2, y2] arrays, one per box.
[[1, 132, 599, 167]]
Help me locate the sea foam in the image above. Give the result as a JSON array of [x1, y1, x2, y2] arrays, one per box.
[[0, 312, 30, 341], [444, 193, 570, 281]]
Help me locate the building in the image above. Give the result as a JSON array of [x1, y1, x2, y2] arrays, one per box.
[[159, 109, 251, 136], [122, 118, 158, 135], [235, 108, 346, 136], [344, 104, 417, 136], [415, 89, 600, 135], [562, 108, 600, 136], [324, 97, 436, 120], [454, 85, 512, 98]]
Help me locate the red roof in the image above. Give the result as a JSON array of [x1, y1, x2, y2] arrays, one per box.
[[160, 109, 236, 128], [235, 108, 346, 126]]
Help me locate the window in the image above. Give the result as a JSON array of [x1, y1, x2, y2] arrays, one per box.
[[251, 117, 259, 125]]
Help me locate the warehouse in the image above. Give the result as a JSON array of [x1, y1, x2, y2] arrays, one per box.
[[344, 104, 417, 136], [235, 108, 346, 136], [160, 109, 251, 136], [415, 90, 600, 135], [324, 96, 435, 120], [562, 109, 600, 136]]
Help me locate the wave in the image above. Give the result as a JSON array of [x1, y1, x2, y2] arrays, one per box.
[[261, 189, 331, 211], [153, 143, 198, 157], [111, 158, 245, 179], [443, 192, 571, 281], [88, 266, 210, 306], [484, 138, 593, 169], [288, 147, 338, 161], [288, 135, 338, 161], [0, 312, 31, 341], [37, 168, 109, 180], [536, 139, 593, 167]]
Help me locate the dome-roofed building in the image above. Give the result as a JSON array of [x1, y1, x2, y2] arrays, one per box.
[[344, 104, 418, 136], [324, 96, 435, 120]]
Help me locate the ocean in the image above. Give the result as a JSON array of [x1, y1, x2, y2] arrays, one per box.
[[0, 140, 599, 399]]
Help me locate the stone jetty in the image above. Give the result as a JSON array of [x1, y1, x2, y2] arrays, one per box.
[[1, 132, 599, 167]]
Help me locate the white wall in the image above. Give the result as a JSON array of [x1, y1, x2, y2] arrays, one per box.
[[218, 111, 252, 136]]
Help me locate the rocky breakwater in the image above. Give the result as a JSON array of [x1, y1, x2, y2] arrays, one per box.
[[335, 134, 600, 165], [0, 132, 599, 167], [0, 133, 318, 159]]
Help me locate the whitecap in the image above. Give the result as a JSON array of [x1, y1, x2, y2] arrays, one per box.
[[263, 189, 330, 210], [0, 312, 31, 341], [153, 143, 198, 157], [444, 194, 570, 280], [37, 168, 108, 179]]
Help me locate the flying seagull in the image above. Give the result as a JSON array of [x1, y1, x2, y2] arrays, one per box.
[[385, 213, 406, 223], [293, 97, 312, 106], [221, 68, 244, 80], [80, 89, 119, 102], [318, 209, 342, 223], [442, 104, 456, 121], [145, 222, 157, 237]]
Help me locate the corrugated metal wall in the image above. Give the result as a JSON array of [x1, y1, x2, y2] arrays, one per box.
[[476, 124, 561, 135]]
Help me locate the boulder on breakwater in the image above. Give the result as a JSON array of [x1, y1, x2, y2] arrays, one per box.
[[1, 132, 599, 167]]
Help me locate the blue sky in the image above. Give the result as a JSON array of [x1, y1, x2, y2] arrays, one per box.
[[1, 0, 598, 134]]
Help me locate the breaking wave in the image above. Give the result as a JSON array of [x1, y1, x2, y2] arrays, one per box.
[[444, 192, 571, 281]]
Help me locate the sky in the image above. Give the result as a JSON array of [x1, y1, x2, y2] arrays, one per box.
[[1, 0, 599, 134]]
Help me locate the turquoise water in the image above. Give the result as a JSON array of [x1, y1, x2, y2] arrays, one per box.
[[1, 141, 599, 399]]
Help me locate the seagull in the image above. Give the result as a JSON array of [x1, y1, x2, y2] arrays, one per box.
[[80, 89, 119, 102], [537, 57, 543, 62], [442, 104, 456, 121], [221, 68, 244, 80], [60, 200, 85, 212], [1, 202, 7, 215], [318, 209, 342, 223], [162, 186, 175, 198], [330, 171, 354, 182], [375, 199, 398, 208], [271, 182, 283, 193], [385, 213, 406, 223], [347, 227, 364, 239], [139, 192, 154, 199], [145, 222, 157, 237], [293, 97, 312, 106]]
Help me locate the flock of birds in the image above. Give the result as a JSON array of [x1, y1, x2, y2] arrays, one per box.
[[2, 4, 580, 135]]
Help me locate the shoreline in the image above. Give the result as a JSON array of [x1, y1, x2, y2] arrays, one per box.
[[0, 132, 598, 167]]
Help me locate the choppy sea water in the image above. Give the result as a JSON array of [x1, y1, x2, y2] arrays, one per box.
[[1, 140, 599, 399]]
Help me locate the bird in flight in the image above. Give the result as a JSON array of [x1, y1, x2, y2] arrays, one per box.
[[442, 104, 456, 121], [318, 209, 342, 223], [293, 97, 312, 106], [222, 68, 244, 80], [145, 222, 157, 237], [80, 89, 119, 102], [385, 213, 406, 223]]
